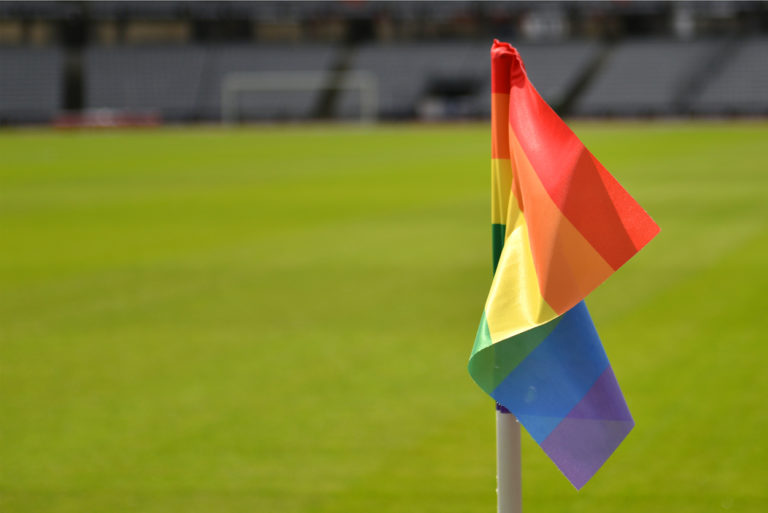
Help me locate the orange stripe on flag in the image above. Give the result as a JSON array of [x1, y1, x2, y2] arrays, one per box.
[[506, 79, 659, 270], [509, 128, 614, 315], [491, 93, 510, 159]]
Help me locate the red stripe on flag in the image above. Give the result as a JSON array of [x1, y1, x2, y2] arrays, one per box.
[[491, 41, 659, 270], [491, 40, 526, 94]]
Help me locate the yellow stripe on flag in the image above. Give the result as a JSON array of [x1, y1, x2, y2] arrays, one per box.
[[491, 158, 513, 225], [485, 192, 557, 343]]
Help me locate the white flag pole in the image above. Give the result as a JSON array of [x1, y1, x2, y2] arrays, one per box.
[[497, 405, 522, 513]]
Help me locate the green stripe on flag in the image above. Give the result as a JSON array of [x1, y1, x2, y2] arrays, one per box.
[[469, 313, 561, 393], [492, 223, 506, 273]]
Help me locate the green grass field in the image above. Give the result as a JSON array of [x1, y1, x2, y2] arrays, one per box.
[[1, 122, 767, 513]]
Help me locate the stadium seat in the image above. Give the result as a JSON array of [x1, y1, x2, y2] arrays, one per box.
[[573, 38, 724, 116], [690, 37, 768, 115], [337, 40, 600, 120], [85, 45, 207, 120], [0, 47, 63, 123], [200, 43, 336, 120], [85, 44, 335, 121]]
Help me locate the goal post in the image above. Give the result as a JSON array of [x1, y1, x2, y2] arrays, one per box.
[[221, 71, 378, 123]]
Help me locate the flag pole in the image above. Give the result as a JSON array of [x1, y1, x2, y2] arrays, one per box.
[[497, 403, 522, 513]]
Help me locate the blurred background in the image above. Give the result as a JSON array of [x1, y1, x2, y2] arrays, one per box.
[[0, 0, 767, 125], [2, 2, 768, 513]]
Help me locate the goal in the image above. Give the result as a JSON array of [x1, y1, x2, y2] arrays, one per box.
[[221, 71, 378, 123]]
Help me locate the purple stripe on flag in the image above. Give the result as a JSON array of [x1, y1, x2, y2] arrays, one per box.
[[539, 365, 634, 489], [567, 366, 633, 421]]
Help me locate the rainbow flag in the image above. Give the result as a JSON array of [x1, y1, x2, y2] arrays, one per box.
[[469, 40, 660, 489]]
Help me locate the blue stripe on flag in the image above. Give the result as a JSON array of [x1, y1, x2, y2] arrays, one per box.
[[491, 301, 610, 443]]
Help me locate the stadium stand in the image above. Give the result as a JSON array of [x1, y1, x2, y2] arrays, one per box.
[[85, 44, 334, 121], [336, 41, 600, 119], [690, 37, 768, 115], [200, 44, 336, 120], [336, 42, 490, 119], [474, 41, 602, 116], [0, 47, 63, 123], [85, 45, 207, 120], [3, 2, 768, 124], [573, 39, 724, 116]]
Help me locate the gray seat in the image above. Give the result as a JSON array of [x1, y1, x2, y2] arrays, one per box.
[[472, 41, 601, 117], [200, 44, 335, 120], [0, 47, 63, 122], [85, 44, 335, 121], [690, 37, 768, 115], [574, 39, 721, 116], [337, 42, 491, 119], [85, 45, 207, 120], [338, 40, 600, 119]]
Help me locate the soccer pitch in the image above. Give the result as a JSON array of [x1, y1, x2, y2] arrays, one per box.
[[1, 122, 766, 513]]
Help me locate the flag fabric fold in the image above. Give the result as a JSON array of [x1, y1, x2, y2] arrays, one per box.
[[469, 40, 660, 489]]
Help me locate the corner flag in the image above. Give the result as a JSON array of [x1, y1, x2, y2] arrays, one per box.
[[469, 40, 660, 489]]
